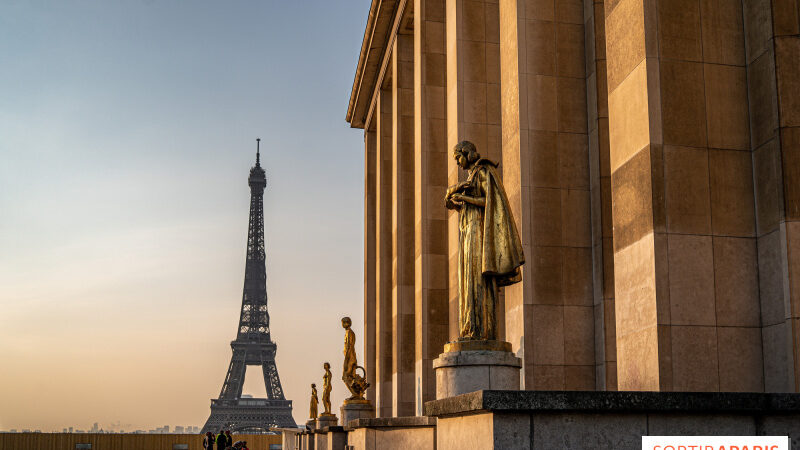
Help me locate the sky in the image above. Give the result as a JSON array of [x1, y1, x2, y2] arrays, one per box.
[[0, 0, 368, 432]]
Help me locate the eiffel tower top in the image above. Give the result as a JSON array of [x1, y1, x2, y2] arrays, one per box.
[[249, 138, 266, 189]]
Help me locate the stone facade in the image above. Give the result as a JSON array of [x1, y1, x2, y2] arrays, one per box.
[[347, 0, 800, 417], [424, 390, 800, 449]]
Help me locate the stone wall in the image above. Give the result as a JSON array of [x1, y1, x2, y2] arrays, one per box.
[[426, 390, 800, 449], [347, 0, 800, 412]]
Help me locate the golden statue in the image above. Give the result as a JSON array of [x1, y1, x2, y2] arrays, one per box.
[[309, 383, 318, 419], [445, 141, 525, 341], [341, 317, 370, 402], [321, 362, 333, 416]]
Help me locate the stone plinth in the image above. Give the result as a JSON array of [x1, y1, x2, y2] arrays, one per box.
[[433, 341, 521, 399], [346, 417, 437, 450], [424, 390, 800, 450], [271, 427, 304, 450], [300, 431, 315, 450], [340, 399, 375, 428], [312, 429, 327, 450], [323, 426, 347, 450], [315, 414, 338, 430]]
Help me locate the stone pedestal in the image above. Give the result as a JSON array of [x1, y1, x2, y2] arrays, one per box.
[[271, 427, 304, 450], [305, 419, 316, 430], [316, 414, 338, 430], [340, 399, 376, 428], [346, 417, 437, 450], [300, 431, 315, 450], [325, 426, 347, 450], [313, 429, 327, 450], [432, 340, 521, 399]]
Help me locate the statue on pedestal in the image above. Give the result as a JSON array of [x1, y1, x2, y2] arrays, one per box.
[[341, 316, 370, 402], [445, 141, 525, 341], [321, 362, 333, 416], [309, 383, 318, 419]]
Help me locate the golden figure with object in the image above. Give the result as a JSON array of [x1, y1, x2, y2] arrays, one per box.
[[341, 316, 370, 403], [445, 141, 525, 342]]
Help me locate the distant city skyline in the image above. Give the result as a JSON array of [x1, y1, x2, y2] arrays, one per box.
[[0, 0, 368, 431], [4, 424, 202, 434]]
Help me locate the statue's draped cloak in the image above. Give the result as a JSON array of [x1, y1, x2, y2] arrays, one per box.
[[458, 160, 525, 340]]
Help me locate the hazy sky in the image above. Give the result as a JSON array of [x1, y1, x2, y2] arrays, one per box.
[[0, 0, 368, 431]]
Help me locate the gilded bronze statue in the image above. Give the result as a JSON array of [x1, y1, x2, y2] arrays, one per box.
[[321, 362, 333, 416], [309, 383, 318, 419], [445, 141, 525, 341], [341, 316, 370, 402]]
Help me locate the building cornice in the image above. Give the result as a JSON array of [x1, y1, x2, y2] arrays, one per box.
[[346, 0, 400, 129]]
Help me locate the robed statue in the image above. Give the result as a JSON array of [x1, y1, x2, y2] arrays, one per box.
[[321, 362, 333, 416], [309, 383, 318, 419], [341, 316, 370, 402], [445, 141, 525, 341]]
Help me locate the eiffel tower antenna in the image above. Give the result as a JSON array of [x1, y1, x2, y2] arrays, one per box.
[[201, 141, 295, 433]]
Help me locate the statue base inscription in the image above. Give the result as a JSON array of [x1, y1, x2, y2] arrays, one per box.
[[340, 399, 375, 428], [433, 340, 522, 399]]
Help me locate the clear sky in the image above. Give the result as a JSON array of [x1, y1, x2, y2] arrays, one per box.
[[0, 0, 368, 432]]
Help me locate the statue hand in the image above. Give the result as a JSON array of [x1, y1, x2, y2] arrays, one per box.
[[445, 198, 463, 210], [446, 182, 467, 198]]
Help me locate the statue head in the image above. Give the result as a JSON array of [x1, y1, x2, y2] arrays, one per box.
[[341, 316, 352, 329], [324, 362, 330, 370], [311, 383, 316, 388], [453, 141, 480, 169]]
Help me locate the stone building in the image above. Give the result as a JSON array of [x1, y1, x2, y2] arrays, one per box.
[[346, 0, 800, 419]]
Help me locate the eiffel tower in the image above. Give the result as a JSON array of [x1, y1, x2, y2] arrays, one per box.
[[202, 139, 296, 433]]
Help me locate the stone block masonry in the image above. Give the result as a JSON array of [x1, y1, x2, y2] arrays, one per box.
[[347, 0, 800, 413]]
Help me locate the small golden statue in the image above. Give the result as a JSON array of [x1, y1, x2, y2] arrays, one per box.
[[445, 141, 525, 341], [309, 383, 318, 419], [341, 316, 370, 402], [321, 362, 334, 416]]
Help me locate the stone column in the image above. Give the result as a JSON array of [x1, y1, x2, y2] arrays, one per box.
[[446, 0, 502, 340], [364, 129, 377, 403], [392, 32, 416, 417], [375, 86, 394, 416], [498, 0, 595, 390], [606, 0, 763, 391], [745, 0, 800, 392], [413, 0, 449, 415], [770, 0, 800, 393], [584, 0, 616, 391]]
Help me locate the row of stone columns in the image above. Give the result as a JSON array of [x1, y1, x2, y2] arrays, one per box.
[[364, 0, 454, 418], [604, 0, 799, 392], [361, 0, 800, 417]]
